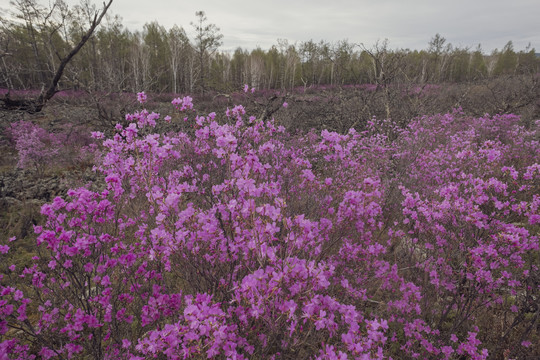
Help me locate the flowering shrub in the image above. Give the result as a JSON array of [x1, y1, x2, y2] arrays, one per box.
[[0, 94, 538, 359], [6, 121, 62, 173], [6, 121, 95, 173]]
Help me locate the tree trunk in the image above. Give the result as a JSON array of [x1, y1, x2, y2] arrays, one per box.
[[1, 0, 113, 113]]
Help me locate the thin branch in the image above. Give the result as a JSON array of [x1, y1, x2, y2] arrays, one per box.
[[1, 0, 113, 113]]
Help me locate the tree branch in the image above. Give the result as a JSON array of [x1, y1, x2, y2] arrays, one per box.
[[1, 0, 113, 113]]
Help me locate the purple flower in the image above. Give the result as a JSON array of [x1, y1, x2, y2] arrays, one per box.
[[137, 91, 147, 104]]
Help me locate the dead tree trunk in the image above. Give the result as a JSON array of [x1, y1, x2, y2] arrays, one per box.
[[0, 0, 113, 113]]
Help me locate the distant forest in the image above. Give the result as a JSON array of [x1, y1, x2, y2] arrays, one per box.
[[1, 0, 539, 95]]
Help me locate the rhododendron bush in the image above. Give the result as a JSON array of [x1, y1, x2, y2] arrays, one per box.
[[6, 120, 95, 173], [1, 93, 538, 359]]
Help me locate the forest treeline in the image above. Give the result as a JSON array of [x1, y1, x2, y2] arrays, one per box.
[[1, 0, 539, 96]]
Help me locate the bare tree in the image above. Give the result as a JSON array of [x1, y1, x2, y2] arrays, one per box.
[[1, 0, 113, 113], [168, 25, 190, 94], [191, 11, 223, 95]]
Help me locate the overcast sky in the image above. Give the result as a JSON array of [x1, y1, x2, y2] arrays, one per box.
[[1, 0, 539, 53]]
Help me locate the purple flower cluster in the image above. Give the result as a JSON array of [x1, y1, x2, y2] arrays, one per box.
[[0, 96, 538, 359], [6, 121, 95, 173], [6, 121, 62, 171]]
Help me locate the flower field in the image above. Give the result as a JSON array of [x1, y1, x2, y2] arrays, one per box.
[[0, 92, 538, 359]]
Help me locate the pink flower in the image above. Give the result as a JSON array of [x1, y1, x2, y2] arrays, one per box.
[[216, 133, 237, 150], [84, 263, 94, 272], [137, 91, 147, 104], [171, 96, 193, 111], [91, 131, 105, 139], [101, 275, 111, 286]]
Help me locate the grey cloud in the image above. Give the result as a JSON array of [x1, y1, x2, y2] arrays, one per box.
[[1, 0, 538, 51]]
